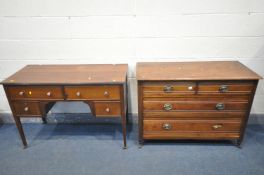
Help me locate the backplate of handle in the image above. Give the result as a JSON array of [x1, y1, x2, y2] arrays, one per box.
[[163, 103, 173, 111], [216, 103, 225, 110], [163, 85, 173, 92], [162, 123, 172, 130], [219, 85, 228, 93]]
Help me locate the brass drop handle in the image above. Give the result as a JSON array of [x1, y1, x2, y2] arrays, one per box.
[[105, 107, 110, 113], [219, 85, 228, 93], [19, 91, 25, 96], [163, 103, 173, 111], [24, 107, 29, 112], [163, 85, 173, 92], [104, 91, 109, 97], [216, 103, 225, 110], [162, 123, 172, 130], [46, 91, 51, 97], [212, 124, 223, 130], [76, 91, 81, 97]]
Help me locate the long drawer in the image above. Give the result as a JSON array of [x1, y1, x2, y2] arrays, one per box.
[[8, 86, 64, 100], [143, 101, 249, 111], [143, 119, 241, 139], [65, 85, 120, 100]]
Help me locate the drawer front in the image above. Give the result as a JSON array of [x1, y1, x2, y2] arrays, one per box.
[[198, 82, 255, 95], [143, 119, 241, 138], [143, 101, 248, 111], [143, 111, 246, 119], [142, 82, 196, 97], [143, 132, 240, 140], [13, 101, 41, 116], [65, 86, 120, 100], [8, 86, 64, 100], [94, 101, 121, 117]]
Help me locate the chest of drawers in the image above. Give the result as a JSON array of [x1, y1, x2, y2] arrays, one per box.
[[136, 61, 262, 147], [1, 64, 128, 149]]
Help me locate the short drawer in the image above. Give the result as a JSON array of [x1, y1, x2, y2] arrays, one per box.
[[94, 101, 121, 117], [198, 81, 255, 95], [65, 86, 120, 100], [13, 101, 41, 116], [143, 119, 241, 133], [143, 101, 248, 111], [8, 86, 64, 100], [142, 82, 196, 97]]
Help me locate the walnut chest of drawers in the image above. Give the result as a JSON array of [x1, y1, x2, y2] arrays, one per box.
[[136, 61, 262, 146], [1, 64, 128, 149]]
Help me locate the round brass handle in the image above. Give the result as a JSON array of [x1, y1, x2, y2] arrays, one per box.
[[24, 107, 29, 112], [216, 103, 225, 110], [212, 124, 223, 129], [219, 85, 228, 93], [19, 91, 24, 96], [162, 123, 172, 130], [76, 91, 81, 97], [105, 107, 110, 113], [163, 103, 173, 111], [163, 85, 173, 92], [188, 86, 193, 90], [46, 91, 51, 97], [104, 91, 109, 96]]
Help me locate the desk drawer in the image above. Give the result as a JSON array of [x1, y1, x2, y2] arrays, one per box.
[[198, 81, 255, 95], [65, 86, 120, 100], [94, 101, 121, 117], [13, 101, 41, 116], [143, 101, 248, 111], [8, 86, 64, 100], [143, 119, 241, 139]]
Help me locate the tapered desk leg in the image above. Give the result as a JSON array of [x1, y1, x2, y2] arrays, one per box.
[[41, 117, 47, 124], [121, 113, 127, 149], [120, 83, 127, 149], [13, 116, 27, 148]]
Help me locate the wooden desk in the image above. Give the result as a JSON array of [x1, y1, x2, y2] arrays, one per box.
[[137, 61, 262, 147], [1, 64, 128, 149]]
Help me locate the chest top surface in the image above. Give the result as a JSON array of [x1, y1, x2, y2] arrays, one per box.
[[136, 61, 262, 81], [1, 64, 128, 85]]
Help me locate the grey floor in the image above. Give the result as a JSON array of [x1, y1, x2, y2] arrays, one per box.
[[0, 115, 264, 175]]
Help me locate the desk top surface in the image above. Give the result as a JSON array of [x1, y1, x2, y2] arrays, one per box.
[[2, 64, 128, 85], [137, 61, 262, 81]]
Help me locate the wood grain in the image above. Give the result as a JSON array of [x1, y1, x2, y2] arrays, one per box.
[[1, 64, 128, 85], [137, 61, 262, 81]]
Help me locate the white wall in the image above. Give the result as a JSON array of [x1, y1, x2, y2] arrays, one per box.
[[0, 0, 264, 115]]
